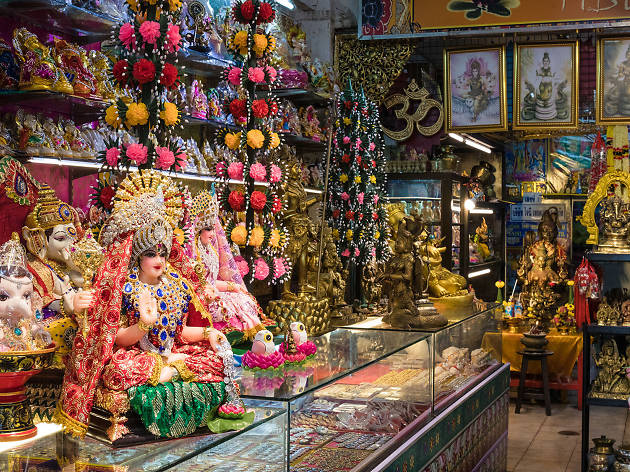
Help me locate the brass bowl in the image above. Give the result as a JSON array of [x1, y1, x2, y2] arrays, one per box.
[[0, 345, 57, 373], [428, 292, 475, 321]]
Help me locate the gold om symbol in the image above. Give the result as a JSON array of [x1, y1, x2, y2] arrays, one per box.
[[382, 79, 444, 141]]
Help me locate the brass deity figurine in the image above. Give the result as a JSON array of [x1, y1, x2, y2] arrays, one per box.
[[53, 39, 98, 98], [598, 192, 630, 253], [591, 338, 630, 400], [88, 50, 116, 101], [517, 208, 567, 329], [596, 300, 622, 326], [420, 237, 469, 298]]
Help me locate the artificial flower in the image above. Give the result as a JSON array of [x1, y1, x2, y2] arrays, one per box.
[[168, 0, 182, 11], [343, 117, 351, 125], [252, 99, 269, 118], [253, 258, 270, 281], [112, 59, 129, 86], [339, 174, 348, 183], [269, 100, 278, 115], [369, 142, 376, 151], [257, 2, 275, 23], [119, 23, 136, 50], [252, 34, 268, 56], [341, 249, 350, 257], [354, 248, 360, 257], [270, 132, 280, 149], [160, 63, 179, 89], [139, 21, 161, 45], [240, 0, 255, 20], [126, 102, 149, 126], [272, 196, 282, 213], [155, 146, 175, 169], [231, 225, 248, 245], [269, 229, 281, 248], [227, 67, 242, 86], [495, 281, 505, 288], [105, 147, 120, 166], [373, 194, 379, 204], [176, 151, 188, 171], [343, 136, 350, 144], [100, 186, 115, 209], [273, 257, 286, 279], [224, 132, 241, 150], [345, 229, 353, 240], [126, 143, 148, 164], [332, 209, 340, 219], [346, 210, 355, 220], [340, 192, 349, 201], [227, 161, 244, 180], [247, 129, 265, 149], [332, 229, 339, 240], [341, 153, 350, 163], [234, 255, 249, 277], [375, 230, 380, 239], [105, 105, 122, 127], [250, 190, 267, 211], [369, 175, 376, 184], [132, 59, 156, 85], [356, 155, 362, 165], [233, 30, 248, 46], [567, 280, 575, 286], [270, 164, 282, 183], [249, 162, 267, 181], [160, 102, 179, 126], [357, 192, 364, 204], [248, 67, 265, 84], [166, 24, 181, 52], [354, 176, 362, 184], [229, 98, 247, 121], [215, 161, 226, 177], [249, 226, 265, 247], [228, 190, 245, 211], [265, 66, 277, 82]]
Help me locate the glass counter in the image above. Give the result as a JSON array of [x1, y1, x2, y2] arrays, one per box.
[[238, 328, 433, 472]]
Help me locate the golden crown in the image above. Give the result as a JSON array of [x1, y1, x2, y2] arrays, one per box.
[[190, 190, 219, 233], [24, 185, 76, 231]]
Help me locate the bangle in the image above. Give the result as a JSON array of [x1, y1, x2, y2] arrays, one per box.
[[227, 282, 236, 292], [203, 326, 212, 341], [138, 319, 153, 333], [59, 297, 66, 317]]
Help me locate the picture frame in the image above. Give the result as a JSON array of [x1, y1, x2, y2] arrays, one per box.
[[444, 46, 507, 132], [596, 36, 630, 124], [513, 41, 579, 130]]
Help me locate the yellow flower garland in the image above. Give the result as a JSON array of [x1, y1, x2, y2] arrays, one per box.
[[160, 102, 179, 126], [231, 225, 248, 246], [224, 132, 242, 150], [105, 105, 122, 128], [247, 129, 265, 149], [126, 102, 149, 127], [270, 132, 280, 149], [249, 226, 265, 247]]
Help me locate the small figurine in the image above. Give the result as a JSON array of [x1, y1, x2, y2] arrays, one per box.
[[473, 217, 491, 262], [279, 324, 306, 364], [288, 321, 316, 358], [53, 39, 98, 98], [592, 338, 630, 400], [189, 80, 208, 120], [241, 330, 285, 370], [299, 106, 323, 142], [0, 39, 19, 90], [596, 299, 622, 326], [88, 50, 116, 100]]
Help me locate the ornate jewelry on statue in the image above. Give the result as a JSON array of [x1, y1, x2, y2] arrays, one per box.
[[190, 190, 219, 235], [137, 319, 152, 333], [0, 233, 32, 285]]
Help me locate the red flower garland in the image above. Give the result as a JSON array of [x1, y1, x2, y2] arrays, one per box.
[[132, 58, 156, 85], [252, 99, 269, 118], [160, 63, 179, 89], [100, 186, 115, 209], [250, 190, 267, 211], [241, 0, 255, 20], [228, 190, 245, 211], [257, 2, 275, 23], [112, 59, 129, 86], [229, 99, 247, 121]]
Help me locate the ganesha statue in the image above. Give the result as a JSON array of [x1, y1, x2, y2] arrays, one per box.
[[185, 190, 274, 343], [53, 39, 98, 98], [55, 171, 248, 442]]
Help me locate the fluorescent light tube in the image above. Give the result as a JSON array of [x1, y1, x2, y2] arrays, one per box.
[[468, 268, 491, 278]]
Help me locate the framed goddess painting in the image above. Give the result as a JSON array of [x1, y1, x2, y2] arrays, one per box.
[[514, 42, 579, 130], [597, 37, 630, 124], [444, 46, 507, 132]]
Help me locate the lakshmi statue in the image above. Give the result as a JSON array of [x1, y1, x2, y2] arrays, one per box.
[[88, 50, 116, 101], [598, 192, 630, 252], [53, 39, 98, 98], [56, 171, 244, 440], [12, 28, 73, 94], [185, 190, 271, 341], [517, 207, 567, 327]]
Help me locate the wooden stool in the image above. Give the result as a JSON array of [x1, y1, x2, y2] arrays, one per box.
[[515, 350, 554, 416]]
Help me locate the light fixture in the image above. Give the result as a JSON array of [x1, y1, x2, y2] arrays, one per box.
[[276, 0, 295, 9], [470, 208, 494, 214], [28, 157, 102, 169], [464, 198, 476, 211], [468, 268, 491, 278], [448, 132, 464, 142], [464, 138, 492, 154], [451, 203, 461, 212]]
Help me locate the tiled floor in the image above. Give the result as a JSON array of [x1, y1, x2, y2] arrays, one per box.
[[507, 400, 627, 472]]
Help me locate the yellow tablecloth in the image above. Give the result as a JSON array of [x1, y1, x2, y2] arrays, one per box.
[[482, 331, 582, 377]]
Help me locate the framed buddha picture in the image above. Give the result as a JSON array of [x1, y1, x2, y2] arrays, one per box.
[[444, 46, 507, 132], [597, 37, 630, 124], [513, 42, 579, 130]]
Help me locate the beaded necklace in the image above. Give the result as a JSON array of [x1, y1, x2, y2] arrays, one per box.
[[123, 265, 194, 354]]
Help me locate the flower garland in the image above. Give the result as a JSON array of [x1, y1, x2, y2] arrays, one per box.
[[212, 0, 290, 284], [99, 0, 187, 172], [327, 84, 391, 265]]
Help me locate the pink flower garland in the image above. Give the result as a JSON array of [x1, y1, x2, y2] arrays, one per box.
[[253, 258, 270, 280], [270, 164, 282, 183], [227, 67, 242, 86], [249, 162, 267, 182], [126, 143, 148, 164], [234, 256, 249, 277], [119, 23, 136, 50], [139, 21, 161, 45], [165, 24, 181, 52], [105, 147, 120, 166], [155, 147, 175, 169], [227, 161, 244, 180], [248, 67, 265, 84]]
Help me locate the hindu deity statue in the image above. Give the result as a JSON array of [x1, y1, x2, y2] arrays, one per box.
[[521, 51, 569, 122], [282, 156, 319, 297], [0, 39, 19, 90], [87, 50, 116, 101], [299, 106, 323, 142], [21, 185, 88, 364], [189, 80, 208, 120], [56, 171, 246, 441], [419, 236, 468, 298], [592, 338, 630, 400], [473, 217, 491, 261], [598, 192, 630, 252], [53, 39, 98, 98], [16, 110, 47, 156], [517, 207, 567, 327], [185, 190, 272, 341], [0, 234, 52, 352], [12, 28, 73, 95], [307, 224, 347, 311], [42, 117, 72, 158]]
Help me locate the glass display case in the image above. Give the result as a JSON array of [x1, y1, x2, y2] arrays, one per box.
[[467, 201, 507, 301], [238, 328, 433, 472], [386, 172, 466, 271]]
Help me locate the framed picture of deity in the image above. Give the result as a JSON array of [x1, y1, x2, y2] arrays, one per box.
[[597, 37, 630, 124], [444, 46, 507, 132], [513, 42, 579, 130]]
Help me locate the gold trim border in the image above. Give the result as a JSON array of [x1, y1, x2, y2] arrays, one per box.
[[596, 36, 630, 125], [443, 45, 508, 133], [513, 41, 579, 130]]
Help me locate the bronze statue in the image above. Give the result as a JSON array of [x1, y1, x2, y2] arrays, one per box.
[[598, 192, 630, 252], [517, 208, 567, 328], [591, 338, 630, 400], [419, 237, 468, 298]]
